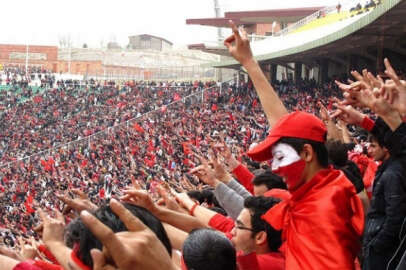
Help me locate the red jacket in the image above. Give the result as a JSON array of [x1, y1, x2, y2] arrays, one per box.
[[13, 260, 63, 270], [237, 252, 284, 270], [209, 214, 285, 270], [232, 164, 255, 194], [262, 168, 364, 270], [209, 213, 235, 235]]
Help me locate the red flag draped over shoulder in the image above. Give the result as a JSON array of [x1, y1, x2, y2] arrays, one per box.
[[262, 168, 364, 270]]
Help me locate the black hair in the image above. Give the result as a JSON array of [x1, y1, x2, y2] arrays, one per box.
[[368, 117, 391, 148], [210, 206, 227, 216], [326, 140, 348, 167], [65, 203, 172, 267], [341, 160, 364, 193], [326, 140, 364, 193], [278, 137, 329, 168], [183, 228, 237, 270], [368, 133, 385, 148], [187, 190, 203, 204], [244, 196, 282, 252], [201, 189, 215, 205], [252, 170, 287, 190], [346, 142, 356, 151], [243, 156, 260, 170]]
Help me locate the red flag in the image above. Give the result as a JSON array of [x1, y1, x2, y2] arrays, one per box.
[[27, 193, 34, 204], [182, 142, 191, 155], [228, 112, 235, 121], [148, 139, 155, 152], [328, 99, 333, 110], [133, 123, 144, 133], [117, 102, 127, 109], [33, 95, 43, 103], [81, 159, 88, 168], [24, 196, 35, 214], [99, 188, 105, 199], [174, 93, 181, 101]]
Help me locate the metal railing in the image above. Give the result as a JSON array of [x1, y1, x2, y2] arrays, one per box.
[[275, 5, 338, 36]]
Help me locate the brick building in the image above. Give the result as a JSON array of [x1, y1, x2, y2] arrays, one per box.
[[0, 44, 58, 71], [0, 42, 217, 79]]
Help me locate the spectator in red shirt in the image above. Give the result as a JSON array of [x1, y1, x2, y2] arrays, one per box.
[[231, 196, 284, 270]]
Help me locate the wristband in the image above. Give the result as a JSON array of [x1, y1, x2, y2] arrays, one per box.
[[189, 203, 198, 216], [361, 116, 375, 132]]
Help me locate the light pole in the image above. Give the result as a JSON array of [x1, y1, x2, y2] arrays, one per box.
[[25, 43, 29, 76], [213, 0, 223, 82]]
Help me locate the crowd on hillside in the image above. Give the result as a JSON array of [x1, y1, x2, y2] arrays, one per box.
[[0, 25, 405, 270]]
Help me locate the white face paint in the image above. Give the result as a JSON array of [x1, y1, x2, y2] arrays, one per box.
[[271, 143, 301, 171]]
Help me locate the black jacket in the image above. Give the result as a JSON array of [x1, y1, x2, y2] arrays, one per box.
[[363, 157, 406, 252], [381, 122, 406, 270], [363, 121, 406, 270]]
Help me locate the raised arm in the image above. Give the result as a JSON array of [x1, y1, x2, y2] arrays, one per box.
[[121, 189, 206, 233], [224, 21, 288, 127]]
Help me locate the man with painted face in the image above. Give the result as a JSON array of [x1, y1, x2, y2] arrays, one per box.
[[224, 21, 364, 269]]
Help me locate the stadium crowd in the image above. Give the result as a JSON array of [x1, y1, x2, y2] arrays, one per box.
[[0, 23, 405, 270]]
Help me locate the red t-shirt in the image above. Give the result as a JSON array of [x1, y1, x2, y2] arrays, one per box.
[[208, 213, 234, 234], [237, 252, 285, 270]]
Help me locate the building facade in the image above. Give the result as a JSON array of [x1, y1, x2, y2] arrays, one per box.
[[128, 34, 173, 51], [0, 44, 58, 71]]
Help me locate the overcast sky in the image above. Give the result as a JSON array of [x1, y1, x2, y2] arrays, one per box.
[[1, 0, 343, 48]]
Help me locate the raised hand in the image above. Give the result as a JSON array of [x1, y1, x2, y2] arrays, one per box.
[[215, 139, 240, 171], [209, 147, 232, 183], [317, 101, 331, 123], [331, 104, 366, 126], [81, 199, 176, 270], [224, 20, 254, 66], [189, 154, 218, 187], [56, 188, 98, 214], [18, 237, 38, 261], [156, 186, 182, 212], [38, 208, 65, 246], [120, 189, 158, 214], [383, 58, 406, 115]]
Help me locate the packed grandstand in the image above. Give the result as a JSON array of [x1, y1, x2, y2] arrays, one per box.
[[0, 0, 406, 270]]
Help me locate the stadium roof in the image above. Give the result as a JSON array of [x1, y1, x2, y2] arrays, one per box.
[[187, 43, 230, 56], [212, 0, 406, 69], [186, 7, 324, 28]]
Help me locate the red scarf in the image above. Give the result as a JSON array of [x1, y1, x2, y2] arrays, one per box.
[[71, 244, 91, 270], [262, 168, 364, 270]]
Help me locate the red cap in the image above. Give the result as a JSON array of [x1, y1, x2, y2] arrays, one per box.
[[247, 111, 327, 161]]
